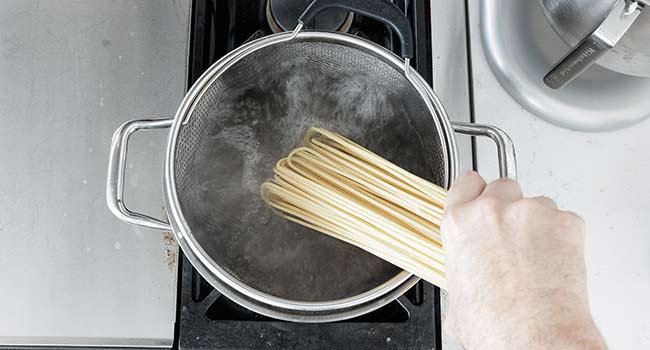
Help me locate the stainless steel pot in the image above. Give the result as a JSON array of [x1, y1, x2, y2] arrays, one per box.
[[540, 0, 650, 88], [106, 0, 517, 322]]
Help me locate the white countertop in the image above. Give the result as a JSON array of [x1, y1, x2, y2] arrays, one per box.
[[467, 0, 650, 348], [0, 0, 189, 346]]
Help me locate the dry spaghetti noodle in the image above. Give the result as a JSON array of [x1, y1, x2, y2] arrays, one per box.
[[260, 127, 448, 289]]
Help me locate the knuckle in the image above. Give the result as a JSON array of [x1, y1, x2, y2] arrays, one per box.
[[462, 170, 481, 180], [539, 195, 555, 203], [474, 196, 505, 225], [559, 211, 586, 235], [505, 199, 555, 229], [559, 210, 585, 227], [534, 195, 557, 206], [491, 177, 521, 191], [476, 196, 502, 213], [514, 198, 540, 210], [553, 211, 586, 245], [491, 178, 517, 186], [509, 198, 544, 216]]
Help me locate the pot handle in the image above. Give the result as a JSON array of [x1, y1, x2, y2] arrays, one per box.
[[106, 118, 173, 231], [298, 0, 413, 59], [453, 122, 517, 180], [543, 0, 643, 89]]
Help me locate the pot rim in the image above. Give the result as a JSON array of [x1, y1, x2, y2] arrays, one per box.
[[163, 29, 459, 321]]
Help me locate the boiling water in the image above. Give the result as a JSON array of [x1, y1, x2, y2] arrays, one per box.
[[175, 41, 437, 301]]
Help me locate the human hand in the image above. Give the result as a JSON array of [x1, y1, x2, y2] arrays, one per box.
[[441, 171, 606, 350]]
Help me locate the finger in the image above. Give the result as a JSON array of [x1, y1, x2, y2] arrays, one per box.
[[481, 178, 522, 203], [447, 171, 487, 207], [531, 196, 557, 209]]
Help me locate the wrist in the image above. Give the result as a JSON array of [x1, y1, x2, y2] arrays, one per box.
[[475, 305, 606, 350], [538, 315, 606, 350], [511, 313, 607, 350]]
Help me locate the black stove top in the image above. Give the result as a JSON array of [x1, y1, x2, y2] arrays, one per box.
[[178, 1, 440, 349]]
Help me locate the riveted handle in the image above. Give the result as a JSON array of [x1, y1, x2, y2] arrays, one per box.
[[106, 118, 173, 231]]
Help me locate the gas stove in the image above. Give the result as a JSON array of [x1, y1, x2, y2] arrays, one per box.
[[3, 1, 645, 349], [177, 1, 442, 349]]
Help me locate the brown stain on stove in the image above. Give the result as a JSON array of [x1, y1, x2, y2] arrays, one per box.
[[161, 207, 177, 272], [163, 231, 177, 272]]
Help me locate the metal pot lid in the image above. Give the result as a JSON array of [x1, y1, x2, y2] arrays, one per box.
[[539, 0, 650, 77], [483, 0, 650, 131]]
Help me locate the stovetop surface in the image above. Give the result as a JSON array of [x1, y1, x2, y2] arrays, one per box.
[[178, 1, 441, 349]]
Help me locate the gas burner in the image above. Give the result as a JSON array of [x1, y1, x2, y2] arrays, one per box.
[[265, 0, 354, 33]]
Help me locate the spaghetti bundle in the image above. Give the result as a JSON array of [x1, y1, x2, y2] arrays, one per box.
[[260, 127, 448, 289]]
